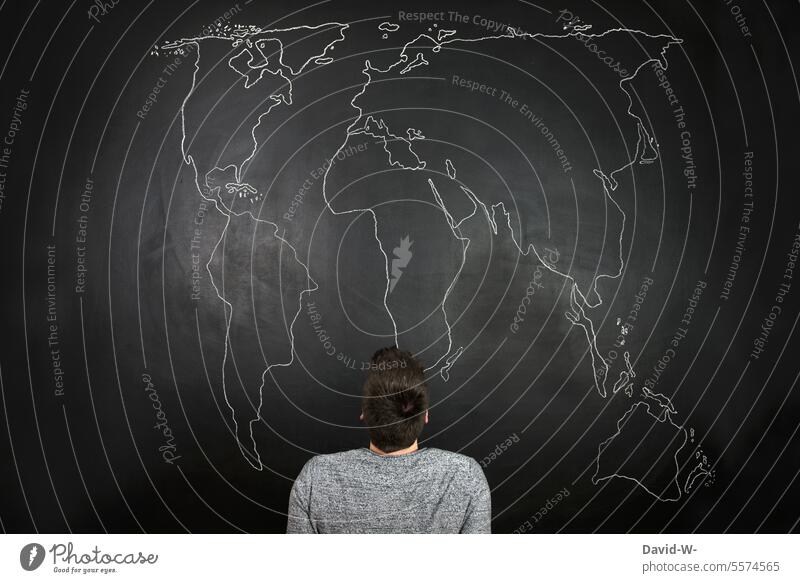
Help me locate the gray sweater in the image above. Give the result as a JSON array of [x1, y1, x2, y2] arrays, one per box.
[[286, 447, 491, 533]]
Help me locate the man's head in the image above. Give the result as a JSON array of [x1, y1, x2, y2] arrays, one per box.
[[361, 346, 428, 453]]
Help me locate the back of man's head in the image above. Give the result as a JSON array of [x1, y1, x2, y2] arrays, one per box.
[[362, 346, 428, 453]]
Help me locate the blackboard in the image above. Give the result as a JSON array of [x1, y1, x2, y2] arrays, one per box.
[[0, 0, 798, 533]]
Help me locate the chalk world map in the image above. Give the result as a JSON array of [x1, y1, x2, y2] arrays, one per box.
[[157, 13, 712, 501]]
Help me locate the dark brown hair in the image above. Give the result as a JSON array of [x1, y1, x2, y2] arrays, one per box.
[[361, 346, 428, 452]]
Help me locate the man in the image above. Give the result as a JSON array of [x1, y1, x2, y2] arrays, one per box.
[[286, 346, 491, 533]]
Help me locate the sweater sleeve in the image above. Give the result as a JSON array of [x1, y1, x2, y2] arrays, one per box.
[[460, 459, 492, 533], [286, 458, 317, 534]]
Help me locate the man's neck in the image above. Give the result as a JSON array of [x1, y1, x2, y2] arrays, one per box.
[[369, 440, 419, 456]]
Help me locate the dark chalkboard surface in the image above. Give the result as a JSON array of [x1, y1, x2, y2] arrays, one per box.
[[1, 0, 798, 533]]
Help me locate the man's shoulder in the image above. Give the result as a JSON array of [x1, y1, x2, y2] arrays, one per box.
[[423, 447, 479, 467], [425, 448, 486, 479], [305, 448, 368, 469]]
